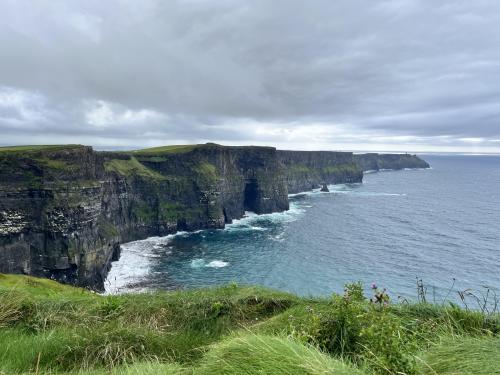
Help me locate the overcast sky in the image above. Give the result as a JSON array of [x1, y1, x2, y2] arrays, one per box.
[[0, 0, 499, 152]]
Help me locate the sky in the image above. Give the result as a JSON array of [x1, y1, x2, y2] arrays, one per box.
[[0, 0, 499, 153]]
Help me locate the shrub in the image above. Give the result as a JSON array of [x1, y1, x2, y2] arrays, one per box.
[[293, 283, 417, 374]]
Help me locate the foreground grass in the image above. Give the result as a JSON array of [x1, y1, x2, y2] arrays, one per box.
[[418, 335, 500, 375], [0, 274, 498, 375]]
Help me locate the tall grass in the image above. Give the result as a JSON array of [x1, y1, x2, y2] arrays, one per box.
[[418, 335, 500, 375], [0, 290, 22, 327], [0, 274, 498, 375], [195, 334, 366, 375]]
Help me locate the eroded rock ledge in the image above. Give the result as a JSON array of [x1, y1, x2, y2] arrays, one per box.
[[0, 144, 428, 290]]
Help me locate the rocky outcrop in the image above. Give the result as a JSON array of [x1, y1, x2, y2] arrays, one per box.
[[277, 151, 364, 194], [0, 144, 429, 290], [354, 153, 430, 172]]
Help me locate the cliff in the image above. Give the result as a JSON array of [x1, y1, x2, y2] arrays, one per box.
[[277, 151, 363, 194], [0, 144, 288, 290], [354, 153, 430, 172], [0, 144, 429, 290]]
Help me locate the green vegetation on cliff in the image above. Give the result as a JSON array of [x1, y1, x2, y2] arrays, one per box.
[[104, 157, 165, 181], [0, 145, 84, 154], [322, 163, 361, 175], [0, 274, 498, 375], [132, 145, 200, 155]]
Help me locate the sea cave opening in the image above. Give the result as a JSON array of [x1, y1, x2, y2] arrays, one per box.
[[244, 180, 259, 212]]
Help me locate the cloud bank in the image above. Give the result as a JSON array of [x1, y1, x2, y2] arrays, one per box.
[[1, 0, 499, 152]]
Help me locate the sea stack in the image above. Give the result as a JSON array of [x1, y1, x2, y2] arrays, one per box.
[[320, 184, 329, 192]]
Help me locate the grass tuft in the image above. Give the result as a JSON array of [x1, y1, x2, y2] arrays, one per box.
[[196, 334, 366, 375]]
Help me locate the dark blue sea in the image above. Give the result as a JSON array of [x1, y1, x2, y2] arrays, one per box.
[[106, 155, 500, 303]]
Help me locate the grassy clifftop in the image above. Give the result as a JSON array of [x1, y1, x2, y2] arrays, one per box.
[[0, 145, 84, 154], [0, 274, 498, 375]]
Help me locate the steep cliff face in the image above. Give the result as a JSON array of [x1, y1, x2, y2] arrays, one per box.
[[0, 145, 119, 289], [277, 151, 363, 194], [0, 144, 429, 290], [0, 144, 288, 289], [354, 153, 430, 172]]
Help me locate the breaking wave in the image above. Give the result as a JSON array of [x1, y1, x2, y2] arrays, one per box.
[[190, 259, 229, 268], [104, 232, 185, 294]]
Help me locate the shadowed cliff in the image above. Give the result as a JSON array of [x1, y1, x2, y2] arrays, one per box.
[[354, 153, 430, 171]]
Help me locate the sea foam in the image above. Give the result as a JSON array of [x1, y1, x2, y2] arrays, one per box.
[[104, 232, 185, 295], [190, 258, 229, 268]]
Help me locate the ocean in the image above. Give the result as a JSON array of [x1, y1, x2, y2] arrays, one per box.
[[105, 155, 500, 303]]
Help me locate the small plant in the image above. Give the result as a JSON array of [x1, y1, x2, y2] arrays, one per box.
[[360, 312, 416, 374], [293, 282, 367, 357], [370, 283, 390, 309], [345, 281, 365, 303], [98, 297, 125, 319], [210, 300, 231, 318]]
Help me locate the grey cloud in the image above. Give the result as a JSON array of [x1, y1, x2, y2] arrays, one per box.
[[0, 0, 499, 151]]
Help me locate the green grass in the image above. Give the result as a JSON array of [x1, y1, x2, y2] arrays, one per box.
[[285, 163, 363, 179], [418, 336, 500, 374], [195, 334, 366, 375], [192, 162, 218, 185], [158, 202, 204, 222], [131, 143, 260, 155], [287, 165, 317, 174], [34, 158, 74, 171], [0, 274, 498, 375], [132, 144, 200, 155], [104, 157, 166, 180], [323, 163, 362, 175], [0, 145, 83, 154]]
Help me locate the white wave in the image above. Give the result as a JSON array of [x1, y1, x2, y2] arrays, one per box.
[[370, 167, 431, 173], [206, 260, 229, 268], [363, 170, 378, 174], [288, 191, 315, 198], [190, 258, 206, 268], [105, 202, 308, 293], [270, 231, 285, 242], [104, 232, 184, 295], [190, 258, 229, 268], [352, 192, 406, 197], [289, 183, 406, 199], [250, 226, 267, 231], [288, 184, 350, 198], [287, 192, 306, 198], [225, 203, 306, 232]]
